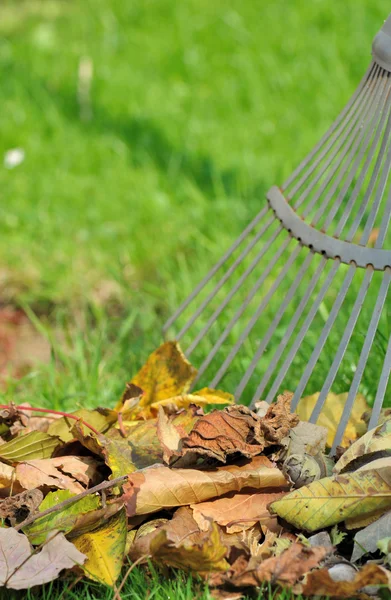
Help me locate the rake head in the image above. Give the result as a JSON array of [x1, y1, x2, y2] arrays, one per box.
[[164, 15, 391, 450]]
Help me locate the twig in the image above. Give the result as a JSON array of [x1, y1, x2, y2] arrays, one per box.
[[0, 403, 102, 437], [15, 474, 128, 531]]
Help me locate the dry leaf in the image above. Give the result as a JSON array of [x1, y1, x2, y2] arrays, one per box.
[[0, 488, 43, 525], [301, 562, 391, 597], [260, 392, 299, 445], [150, 388, 233, 416], [16, 456, 97, 494], [296, 392, 368, 447], [270, 466, 391, 532], [122, 456, 287, 517], [181, 405, 265, 462], [73, 508, 127, 585], [118, 342, 197, 418], [335, 418, 391, 474], [191, 491, 285, 533], [0, 528, 86, 590]]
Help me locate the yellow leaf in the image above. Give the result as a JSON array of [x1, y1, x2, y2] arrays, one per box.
[[117, 342, 197, 418], [72, 508, 127, 585], [296, 392, 368, 447], [335, 418, 391, 474], [270, 466, 391, 532], [47, 409, 117, 443], [150, 388, 234, 415], [150, 521, 229, 573]]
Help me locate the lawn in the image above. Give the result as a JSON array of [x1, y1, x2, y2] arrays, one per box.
[[0, 0, 389, 597]]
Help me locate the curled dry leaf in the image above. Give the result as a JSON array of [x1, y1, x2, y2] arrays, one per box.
[[117, 341, 197, 419], [301, 562, 391, 598], [191, 491, 286, 533], [334, 418, 391, 474], [150, 388, 234, 416], [122, 456, 287, 517], [260, 392, 299, 445], [270, 466, 391, 532], [130, 506, 229, 573], [210, 543, 328, 589], [0, 528, 86, 590]]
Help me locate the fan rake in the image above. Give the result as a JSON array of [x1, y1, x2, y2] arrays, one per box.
[[164, 14, 391, 451]]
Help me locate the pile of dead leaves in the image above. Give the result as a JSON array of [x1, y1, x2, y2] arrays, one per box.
[[0, 341, 391, 599]]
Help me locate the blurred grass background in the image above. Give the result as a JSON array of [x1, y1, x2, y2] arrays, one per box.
[[0, 0, 389, 412], [0, 1, 389, 598]]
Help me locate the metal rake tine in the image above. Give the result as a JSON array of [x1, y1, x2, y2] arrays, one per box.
[[265, 261, 340, 405], [162, 205, 269, 333], [288, 64, 379, 201], [291, 265, 356, 410], [234, 251, 314, 400], [175, 212, 275, 341], [295, 66, 381, 216], [186, 223, 284, 357], [331, 269, 391, 453], [346, 84, 391, 242], [309, 268, 374, 425], [209, 238, 299, 389], [283, 62, 375, 191], [252, 258, 327, 403], [311, 69, 389, 226], [369, 331, 391, 429], [327, 72, 391, 234], [191, 236, 294, 382]]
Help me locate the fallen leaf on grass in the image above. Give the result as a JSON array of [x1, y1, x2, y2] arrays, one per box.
[[0, 528, 86, 590], [118, 341, 197, 418], [151, 521, 230, 573], [191, 491, 286, 533], [301, 562, 391, 597], [130, 506, 229, 573], [122, 456, 287, 517], [210, 543, 328, 588], [270, 466, 391, 532], [0, 430, 60, 462], [16, 456, 97, 493], [24, 489, 100, 545], [73, 508, 127, 585], [296, 392, 368, 447]]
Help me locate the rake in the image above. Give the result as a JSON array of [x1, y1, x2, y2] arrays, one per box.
[[164, 14, 391, 451]]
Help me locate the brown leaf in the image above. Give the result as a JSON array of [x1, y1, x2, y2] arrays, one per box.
[[0, 489, 43, 525], [182, 395, 298, 463], [301, 563, 391, 598], [118, 342, 197, 419], [15, 456, 97, 493], [260, 392, 299, 445], [221, 543, 328, 588], [0, 528, 86, 590], [191, 491, 286, 533], [122, 456, 287, 517], [157, 407, 187, 464], [181, 405, 265, 462]]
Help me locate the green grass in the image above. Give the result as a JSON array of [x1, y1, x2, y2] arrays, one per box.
[[0, 0, 389, 597]]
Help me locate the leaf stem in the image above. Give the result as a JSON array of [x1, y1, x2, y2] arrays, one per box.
[[0, 404, 102, 437]]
